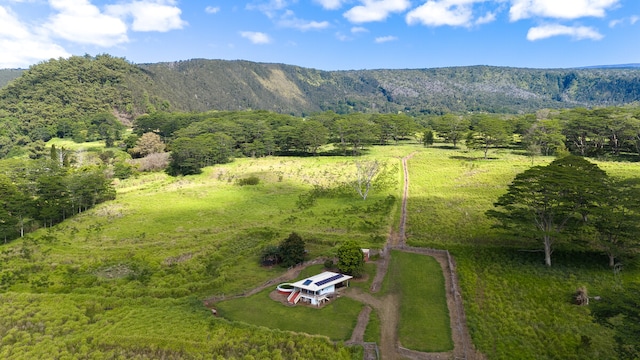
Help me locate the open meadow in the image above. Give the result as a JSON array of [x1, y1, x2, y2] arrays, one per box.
[[406, 146, 640, 359], [1, 141, 639, 359], [0, 146, 408, 359]]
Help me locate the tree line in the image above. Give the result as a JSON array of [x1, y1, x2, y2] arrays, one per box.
[[0, 148, 115, 243], [129, 110, 415, 175], [123, 106, 640, 176]]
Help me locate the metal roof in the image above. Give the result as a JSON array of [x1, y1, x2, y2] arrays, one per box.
[[290, 271, 353, 292]]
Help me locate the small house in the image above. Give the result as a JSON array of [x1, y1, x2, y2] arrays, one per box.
[[287, 271, 353, 306]]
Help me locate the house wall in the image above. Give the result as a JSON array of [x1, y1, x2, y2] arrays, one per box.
[[319, 285, 335, 295]]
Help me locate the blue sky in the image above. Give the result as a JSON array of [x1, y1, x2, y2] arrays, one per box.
[[0, 0, 639, 70]]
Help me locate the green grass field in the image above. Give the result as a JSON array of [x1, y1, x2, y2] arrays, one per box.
[[216, 287, 363, 341], [2, 139, 639, 359], [406, 145, 640, 359], [382, 250, 453, 352], [0, 146, 409, 359]]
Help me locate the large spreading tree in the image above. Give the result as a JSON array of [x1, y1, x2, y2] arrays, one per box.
[[487, 155, 607, 266]]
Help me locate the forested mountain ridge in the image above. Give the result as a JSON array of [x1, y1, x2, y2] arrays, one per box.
[[3, 57, 640, 115], [3, 55, 640, 157], [0, 69, 24, 88], [138, 60, 640, 114]]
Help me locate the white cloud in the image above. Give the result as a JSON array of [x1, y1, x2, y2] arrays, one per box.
[[406, 0, 475, 27], [335, 32, 350, 41], [375, 35, 398, 43], [0, 5, 70, 68], [344, 0, 411, 23], [0, 6, 31, 39], [526, 24, 603, 41], [351, 26, 369, 33], [106, 1, 186, 32], [475, 11, 496, 25], [44, 0, 128, 47], [609, 15, 639, 27], [205, 6, 220, 14], [314, 0, 346, 10], [240, 31, 272, 44], [609, 18, 622, 27], [510, 0, 619, 21], [278, 10, 330, 31], [247, 0, 291, 18]]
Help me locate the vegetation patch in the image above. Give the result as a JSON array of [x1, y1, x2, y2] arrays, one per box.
[[94, 264, 134, 280], [383, 250, 453, 352]]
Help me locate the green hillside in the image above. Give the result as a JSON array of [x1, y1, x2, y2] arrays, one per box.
[[0, 69, 24, 89], [139, 60, 640, 115]]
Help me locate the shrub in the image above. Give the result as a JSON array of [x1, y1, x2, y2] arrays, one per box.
[[129, 152, 170, 172], [337, 240, 364, 277], [324, 259, 334, 270], [236, 176, 260, 186]]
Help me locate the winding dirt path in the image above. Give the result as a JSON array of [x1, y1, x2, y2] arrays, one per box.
[[207, 151, 480, 360], [357, 151, 480, 360]]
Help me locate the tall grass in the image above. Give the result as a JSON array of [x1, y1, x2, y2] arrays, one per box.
[[407, 144, 640, 359]]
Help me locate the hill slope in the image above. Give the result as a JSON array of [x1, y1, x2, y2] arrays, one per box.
[[138, 60, 640, 114], [2, 56, 640, 157], [0, 69, 24, 88]]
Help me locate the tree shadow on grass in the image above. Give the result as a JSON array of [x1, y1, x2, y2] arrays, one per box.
[[448, 155, 500, 161]]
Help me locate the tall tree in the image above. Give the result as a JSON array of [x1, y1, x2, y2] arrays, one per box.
[[523, 119, 566, 156], [352, 160, 381, 200], [337, 240, 365, 277], [487, 156, 608, 266], [465, 114, 510, 159], [297, 120, 328, 155], [335, 114, 377, 155], [0, 175, 20, 243], [432, 114, 470, 148], [588, 178, 640, 267], [279, 232, 306, 267], [130, 132, 166, 158]]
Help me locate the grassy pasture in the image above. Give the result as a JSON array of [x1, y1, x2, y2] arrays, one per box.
[[0, 147, 408, 358], [406, 145, 640, 359], [382, 250, 452, 352], [2, 139, 639, 359]]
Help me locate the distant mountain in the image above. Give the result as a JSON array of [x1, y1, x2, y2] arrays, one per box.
[[0, 69, 24, 88], [2, 56, 640, 156], [579, 64, 640, 69], [135, 59, 640, 115], [3, 57, 640, 116]]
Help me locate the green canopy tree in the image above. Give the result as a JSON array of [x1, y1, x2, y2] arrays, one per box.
[[487, 155, 608, 266], [432, 114, 470, 148], [465, 114, 510, 159], [337, 240, 364, 277], [297, 120, 328, 155], [335, 114, 378, 155], [588, 178, 640, 267], [0, 175, 21, 243], [523, 119, 566, 156], [279, 232, 306, 267]]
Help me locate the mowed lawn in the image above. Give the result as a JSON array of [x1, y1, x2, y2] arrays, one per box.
[[384, 250, 452, 352], [215, 267, 363, 341]]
